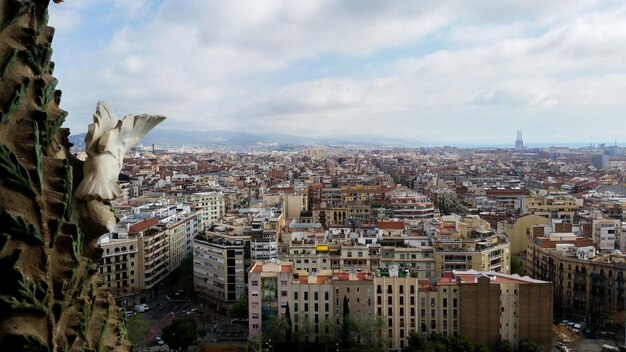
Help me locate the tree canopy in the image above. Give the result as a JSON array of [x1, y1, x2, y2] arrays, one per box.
[[161, 316, 198, 351], [402, 332, 540, 352], [231, 295, 248, 320]]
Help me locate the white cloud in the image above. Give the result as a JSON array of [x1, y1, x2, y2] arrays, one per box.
[[49, 0, 626, 144]]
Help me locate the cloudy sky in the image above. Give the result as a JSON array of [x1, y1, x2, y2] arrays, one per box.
[[49, 0, 626, 145]]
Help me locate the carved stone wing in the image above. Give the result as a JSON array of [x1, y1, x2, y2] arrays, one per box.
[[84, 101, 119, 153], [99, 113, 167, 162]]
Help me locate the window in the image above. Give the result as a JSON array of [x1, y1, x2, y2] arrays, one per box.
[[281, 291, 288, 297]]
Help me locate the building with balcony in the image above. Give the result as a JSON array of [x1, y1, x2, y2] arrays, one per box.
[[526, 232, 626, 327], [525, 192, 579, 223], [248, 260, 294, 340], [426, 215, 511, 275], [98, 217, 169, 307]]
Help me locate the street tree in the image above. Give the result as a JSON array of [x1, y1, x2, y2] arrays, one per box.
[[126, 314, 151, 348], [162, 316, 198, 351], [231, 295, 248, 320]]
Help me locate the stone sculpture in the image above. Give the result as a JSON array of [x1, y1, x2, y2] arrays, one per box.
[[0, 0, 160, 350], [75, 101, 166, 202]]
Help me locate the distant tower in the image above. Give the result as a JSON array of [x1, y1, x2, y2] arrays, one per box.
[[515, 130, 524, 150]]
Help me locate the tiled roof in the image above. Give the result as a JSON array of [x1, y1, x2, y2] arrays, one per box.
[[128, 218, 159, 234]]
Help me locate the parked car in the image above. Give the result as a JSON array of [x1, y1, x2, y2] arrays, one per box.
[[155, 336, 165, 346], [134, 304, 149, 313], [124, 310, 136, 318], [186, 308, 199, 315]]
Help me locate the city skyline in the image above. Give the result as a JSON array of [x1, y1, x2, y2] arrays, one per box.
[[50, 1, 626, 144]]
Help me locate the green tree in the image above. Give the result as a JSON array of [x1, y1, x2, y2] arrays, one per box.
[[231, 295, 248, 320], [511, 256, 524, 275], [162, 316, 198, 351], [518, 339, 543, 352], [403, 331, 433, 352], [492, 339, 515, 352], [351, 315, 388, 352], [341, 295, 351, 350], [126, 314, 151, 348], [285, 303, 293, 345], [265, 315, 289, 344]]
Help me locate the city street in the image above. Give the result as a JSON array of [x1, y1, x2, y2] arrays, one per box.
[[128, 283, 229, 349]]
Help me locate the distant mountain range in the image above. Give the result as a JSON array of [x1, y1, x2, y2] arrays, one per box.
[[68, 129, 424, 149]]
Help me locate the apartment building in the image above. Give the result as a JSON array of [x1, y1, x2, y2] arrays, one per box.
[[426, 215, 511, 275], [248, 260, 294, 340], [191, 191, 226, 229], [193, 229, 248, 311], [374, 266, 420, 351], [247, 260, 552, 351], [380, 246, 435, 279], [98, 228, 140, 307], [262, 188, 308, 221], [98, 218, 168, 307], [526, 233, 626, 327], [292, 271, 334, 343], [497, 214, 551, 255], [164, 207, 202, 272], [525, 192, 579, 223], [591, 216, 620, 252], [97, 202, 203, 306], [451, 271, 553, 351], [385, 188, 435, 219]]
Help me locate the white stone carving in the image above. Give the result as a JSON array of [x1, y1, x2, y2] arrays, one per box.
[[75, 101, 166, 201]]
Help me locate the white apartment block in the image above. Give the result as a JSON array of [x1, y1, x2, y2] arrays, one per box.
[[592, 217, 620, 252], [191, 192, 226, 229]]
